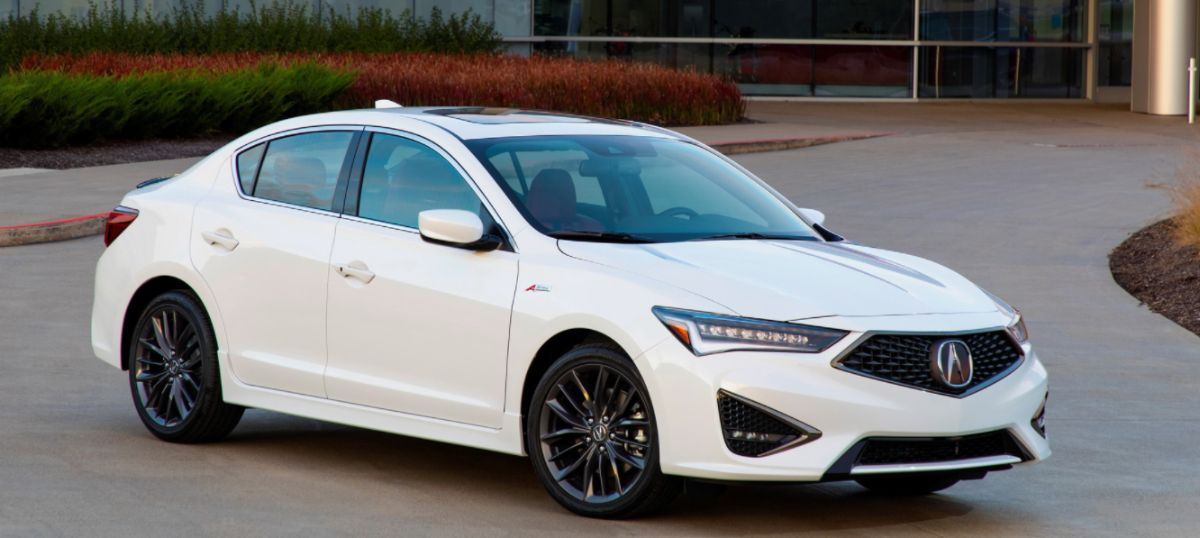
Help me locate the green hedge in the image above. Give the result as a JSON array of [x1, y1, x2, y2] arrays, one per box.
[[0, 63, 354, 148], [0, 1, 501, 71]]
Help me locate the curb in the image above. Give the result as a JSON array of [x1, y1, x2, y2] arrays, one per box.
[[709, 133, 888, 155], [0, 213, 107, 248], [0, 133, 886, 248]]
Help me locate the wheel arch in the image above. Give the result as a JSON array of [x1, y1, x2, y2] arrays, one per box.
[[519, 329, 625, 442], [120, 275, 209, 371]]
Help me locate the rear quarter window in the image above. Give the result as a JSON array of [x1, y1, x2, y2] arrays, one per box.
[[235, 143, 265, 194]]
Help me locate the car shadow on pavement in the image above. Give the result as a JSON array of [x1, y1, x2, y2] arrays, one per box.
[[210, 410, 978, 534]]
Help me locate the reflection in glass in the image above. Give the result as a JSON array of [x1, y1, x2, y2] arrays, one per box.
[[712, 0, 813, 39], [921, 0, 1085, 42], [719, 45, 814, 96], [920, 46, 1083, 98], [1098, 0, 1132, 86], [815, 0, 913, 40], [814, 46, 911, 97]]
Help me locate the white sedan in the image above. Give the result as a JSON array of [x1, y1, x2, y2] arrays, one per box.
[[91, 105, 1049, 518]]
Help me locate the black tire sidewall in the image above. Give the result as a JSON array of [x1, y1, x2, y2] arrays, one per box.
[[525, 344, 670, 518], [127, 290, 224, 439]]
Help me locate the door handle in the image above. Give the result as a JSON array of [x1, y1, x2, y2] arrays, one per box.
[[201, 230, 239, 251], [335, 261, 375, 284]]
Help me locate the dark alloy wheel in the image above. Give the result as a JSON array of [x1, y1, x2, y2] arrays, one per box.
[[129, 291, 243, 443], [855, 473, 961, 496], [526, 343, 681, 518]]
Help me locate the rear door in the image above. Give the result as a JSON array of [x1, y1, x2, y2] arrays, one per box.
[[191, 128, 361, 397], [323, 130, 519, 428]]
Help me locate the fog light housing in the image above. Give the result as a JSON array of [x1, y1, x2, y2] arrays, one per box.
[[1032, 391, 1047, 438], [717, 390, 821, 457]]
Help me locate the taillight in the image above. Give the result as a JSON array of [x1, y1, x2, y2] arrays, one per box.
[[104, 206, 139, 246]]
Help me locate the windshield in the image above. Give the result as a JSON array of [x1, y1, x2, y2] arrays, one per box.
[[466, 135, 820, 243]]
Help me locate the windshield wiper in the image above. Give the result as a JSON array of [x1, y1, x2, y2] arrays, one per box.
[[690, 232, 817, 241], [549, 231, 658, 243]]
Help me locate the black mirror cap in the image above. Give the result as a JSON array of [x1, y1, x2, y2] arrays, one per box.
[[813, 223, 844, 242], [420, 232, 503, 252]]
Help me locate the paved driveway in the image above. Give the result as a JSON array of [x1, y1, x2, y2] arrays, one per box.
[[1, 104, 1197, 536]]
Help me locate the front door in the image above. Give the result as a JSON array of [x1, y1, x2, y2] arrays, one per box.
[[324, 132, 518, 428]]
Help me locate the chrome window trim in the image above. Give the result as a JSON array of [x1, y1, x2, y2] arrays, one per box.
[[230, 125, 365, 216], [829, 325, 1026, 399]]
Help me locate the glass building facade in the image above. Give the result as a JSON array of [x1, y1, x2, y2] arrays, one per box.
[[525, 0, 1098, 98], [3, 0, 1134, 99]]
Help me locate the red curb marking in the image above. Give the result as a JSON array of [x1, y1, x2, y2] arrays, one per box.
[[0, 212, 108, 230], [707, 133, 891, 146]]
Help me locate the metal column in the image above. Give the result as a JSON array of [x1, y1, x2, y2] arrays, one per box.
[[1132, 0, 1198, 115]]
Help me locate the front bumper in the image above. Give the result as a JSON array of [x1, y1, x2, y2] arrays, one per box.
[[639, 313, 1050, 482]]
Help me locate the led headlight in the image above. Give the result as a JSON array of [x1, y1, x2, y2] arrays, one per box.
[[1007, 312, 1029, 344], [982, 288, 1029, 345], [652, 307, 848, 356]]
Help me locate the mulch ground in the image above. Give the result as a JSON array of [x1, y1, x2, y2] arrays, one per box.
[[0, 137, 233, 170], [1110, 218, 1200, 336]]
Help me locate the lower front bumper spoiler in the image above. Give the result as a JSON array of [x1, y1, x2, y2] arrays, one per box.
[[849, 454, 1022, 476]]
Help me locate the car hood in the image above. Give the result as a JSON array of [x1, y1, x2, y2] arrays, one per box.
[[558, 239, 999, 321]]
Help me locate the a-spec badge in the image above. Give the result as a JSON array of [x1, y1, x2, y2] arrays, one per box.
[[524, 284, 551, 293]]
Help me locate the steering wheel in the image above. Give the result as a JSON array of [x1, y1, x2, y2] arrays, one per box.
[[659, 206, 699, 219]]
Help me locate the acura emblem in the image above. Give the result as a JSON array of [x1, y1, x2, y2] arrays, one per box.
[[930, 339, 973, 388]]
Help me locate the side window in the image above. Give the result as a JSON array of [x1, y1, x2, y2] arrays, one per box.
[[253, 131, 355, 211], [358, 134, 485, 229], [236, 143, 265, 194]]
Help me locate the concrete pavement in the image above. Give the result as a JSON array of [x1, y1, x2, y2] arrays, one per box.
[[1, 103, 1199, 536]]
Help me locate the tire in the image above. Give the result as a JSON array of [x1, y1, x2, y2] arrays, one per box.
[[855, 473, 961, 496], [526, 343, 682, 518], [128, 290, 244, 443]]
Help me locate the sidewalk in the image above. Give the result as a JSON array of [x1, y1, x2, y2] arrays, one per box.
[[0, 158, 202, 227]]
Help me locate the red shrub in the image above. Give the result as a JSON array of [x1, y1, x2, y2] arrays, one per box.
[[19, 52, 745, 126]]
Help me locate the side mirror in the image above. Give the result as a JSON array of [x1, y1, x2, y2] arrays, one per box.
[[798, 208, 826, 226], [418, 209, 501, 251]]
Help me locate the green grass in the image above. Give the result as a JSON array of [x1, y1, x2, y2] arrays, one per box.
[[0, 1, 501, 71], [0, 63, 354, 148]]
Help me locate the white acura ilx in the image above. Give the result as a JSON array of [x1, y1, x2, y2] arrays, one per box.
[[91, 105, 1048, 518]]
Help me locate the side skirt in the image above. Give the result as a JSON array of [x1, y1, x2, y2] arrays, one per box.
[[216, 351, 526, 456]]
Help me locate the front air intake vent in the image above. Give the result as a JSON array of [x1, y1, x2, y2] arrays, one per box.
[[716, 390, 820, 457]]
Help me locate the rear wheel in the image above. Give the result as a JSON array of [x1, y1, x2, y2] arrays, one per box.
[[526, 343, 682, 518], [128, 291, 243, 443], [855, 473, 960, 495]]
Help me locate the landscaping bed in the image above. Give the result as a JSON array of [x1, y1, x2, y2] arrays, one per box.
[[0, 3, 744, 154], [0, 137, 230, 169], [2, 52, 744, 151], [1110, 218, 1200, 336]]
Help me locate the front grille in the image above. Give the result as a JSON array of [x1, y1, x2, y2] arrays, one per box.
[[856, 430, 1025, 466], [836, 331, 1022, 396], [717, 391, 818, 457]]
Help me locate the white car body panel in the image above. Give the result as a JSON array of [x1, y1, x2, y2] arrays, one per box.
[[325, 216, 518, 428], [91, 107, 1049, 485]]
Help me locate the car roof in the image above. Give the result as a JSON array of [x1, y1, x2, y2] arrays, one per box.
[[300, 107, 684, 141]]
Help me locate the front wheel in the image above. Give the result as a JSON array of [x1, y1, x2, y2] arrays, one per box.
[[526, 343, 682, 518], [128, 290, 244, 443], [855, 473, 961, 496]]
